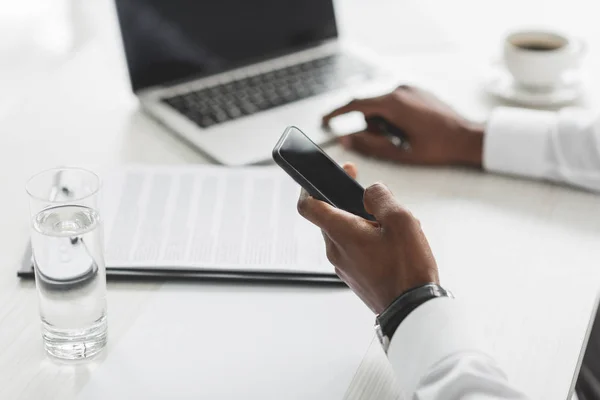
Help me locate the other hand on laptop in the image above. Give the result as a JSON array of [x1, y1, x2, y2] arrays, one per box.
[[322, 85, 485, 168]]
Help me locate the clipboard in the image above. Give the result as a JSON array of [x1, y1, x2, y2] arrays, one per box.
[[18, 243, 344, 286], [20, 165, 343, 286]]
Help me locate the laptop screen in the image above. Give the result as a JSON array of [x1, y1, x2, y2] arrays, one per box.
[[114, 0, 338, 92]]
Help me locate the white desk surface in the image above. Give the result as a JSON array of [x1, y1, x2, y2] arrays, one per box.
[[1, 0, 600, 399]]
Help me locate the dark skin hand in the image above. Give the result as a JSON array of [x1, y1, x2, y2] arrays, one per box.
[[322, 85, 485, 167], [297, 163, 439, 314]]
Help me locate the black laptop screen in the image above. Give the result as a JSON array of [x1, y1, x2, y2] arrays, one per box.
[[114, 0, 338, 92]]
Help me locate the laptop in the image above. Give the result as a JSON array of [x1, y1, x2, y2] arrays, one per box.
[[113, 0, 397, 165]]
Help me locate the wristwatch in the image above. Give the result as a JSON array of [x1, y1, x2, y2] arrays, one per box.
[[375, 283, 453, 352]]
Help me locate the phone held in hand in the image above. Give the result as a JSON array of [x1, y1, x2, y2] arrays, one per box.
[[273, 126, 375, 221]]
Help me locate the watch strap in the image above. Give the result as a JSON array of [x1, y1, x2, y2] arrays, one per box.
[[376, 283, 452, 346]]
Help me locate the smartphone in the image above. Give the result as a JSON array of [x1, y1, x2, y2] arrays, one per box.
[[272, 126, 375, 221]]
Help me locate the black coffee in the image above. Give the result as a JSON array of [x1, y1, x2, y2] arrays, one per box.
[[514, 41, 564, 51]]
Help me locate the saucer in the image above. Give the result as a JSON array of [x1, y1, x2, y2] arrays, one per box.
[[483, 64, 584, 107]]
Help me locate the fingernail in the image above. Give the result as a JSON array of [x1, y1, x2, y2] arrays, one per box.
[[368, 182, 388, 192]]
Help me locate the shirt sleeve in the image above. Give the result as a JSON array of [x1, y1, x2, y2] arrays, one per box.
[[483, 107, 600, 192], [387, 297, 529, 399]]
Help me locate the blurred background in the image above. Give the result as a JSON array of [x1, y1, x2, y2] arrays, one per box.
[[1, 0, 598, 121]]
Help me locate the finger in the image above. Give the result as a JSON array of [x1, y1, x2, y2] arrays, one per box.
[[347, 131, 397, 158], [298, 187, 310, 205], [363, 182, 407, 223], [346, 132, 422, 164], [323, 232, 349, 281], [346, 131, 404, 159], [297, 189, 363, 238], [321, 230, 341, 266], [320, 230, 345, 279], [365, 117, 379, 133], [342, 162, 358, 180], [322, 97, 383, 126]]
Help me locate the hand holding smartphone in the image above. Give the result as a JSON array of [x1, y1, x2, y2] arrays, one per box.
[[273, 126, 375, 221]]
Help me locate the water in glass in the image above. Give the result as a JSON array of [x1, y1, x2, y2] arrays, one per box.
[[31, 204, 107, 360]]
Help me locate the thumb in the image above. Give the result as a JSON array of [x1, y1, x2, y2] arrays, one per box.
[[363, 183, 405, 223]]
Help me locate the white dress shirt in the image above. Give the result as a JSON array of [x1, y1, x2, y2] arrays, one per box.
[[484, 107, 600, 192], [387, 107, 600, 399]]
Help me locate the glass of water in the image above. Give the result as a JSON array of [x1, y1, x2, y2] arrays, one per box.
[[26, 167, 107, 360]]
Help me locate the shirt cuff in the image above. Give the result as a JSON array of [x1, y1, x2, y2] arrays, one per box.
[[483, 107, 557, 179], [387, 297, 481, 396]]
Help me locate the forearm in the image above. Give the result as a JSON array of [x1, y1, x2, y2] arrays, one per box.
[[387, 297, 529, 399]]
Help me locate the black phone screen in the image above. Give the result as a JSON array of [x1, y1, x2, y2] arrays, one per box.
[[276, 127, 373, 220]]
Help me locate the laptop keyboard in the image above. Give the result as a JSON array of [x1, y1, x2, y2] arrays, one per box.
[[161, 54, 374, 129]]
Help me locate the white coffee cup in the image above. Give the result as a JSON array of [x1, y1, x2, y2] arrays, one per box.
[[503, 30, 585, 90]]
